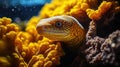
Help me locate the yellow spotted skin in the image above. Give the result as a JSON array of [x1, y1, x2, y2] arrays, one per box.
[[67, 20, 85, 46], [36, 15, 85, 47]]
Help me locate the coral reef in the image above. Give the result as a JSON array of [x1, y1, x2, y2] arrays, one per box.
[[85, 21, 120, 66], [0, 0, 120, 67]]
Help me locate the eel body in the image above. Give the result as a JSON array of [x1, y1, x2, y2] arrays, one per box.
[[36, 15, 85, 47]]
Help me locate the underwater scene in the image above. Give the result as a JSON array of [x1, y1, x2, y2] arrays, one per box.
[[0, 0, 120, 67]]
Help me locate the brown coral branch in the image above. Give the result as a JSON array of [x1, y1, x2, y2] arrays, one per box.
[[86, 21, 96, 40]]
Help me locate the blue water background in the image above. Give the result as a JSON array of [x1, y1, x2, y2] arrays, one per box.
[[0, 0, 51, 21]]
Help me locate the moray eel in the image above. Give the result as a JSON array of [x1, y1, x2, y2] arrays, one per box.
[[36, 15, 85, 47]]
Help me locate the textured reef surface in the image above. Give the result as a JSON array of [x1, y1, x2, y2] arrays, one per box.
[[0, 0, 120, 67]]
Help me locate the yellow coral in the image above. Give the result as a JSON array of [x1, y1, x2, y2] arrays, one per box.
[[0, 17, 11, 26], [14, 32, 64, 67], [0, 17, 20, 49], [1, 17, 60, 67], [10, 15, 64, 67], [27, 42, 63, 67], [38, 0, 100, 21], [0, 17, 20, 66], [39, 0, 92, 22], [38, 0, 120, 21], [86, 1, 112, 20], [0, 17, 20, 40]]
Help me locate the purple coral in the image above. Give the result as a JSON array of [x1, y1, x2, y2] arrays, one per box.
[[85, 20, 120, 66]]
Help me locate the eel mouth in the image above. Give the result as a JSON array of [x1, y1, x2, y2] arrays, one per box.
[[36, 23, 68, 41], [36, 26, 68, 36]]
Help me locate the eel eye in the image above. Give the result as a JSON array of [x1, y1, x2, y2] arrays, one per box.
[[55, 21, 62, 28]]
